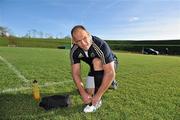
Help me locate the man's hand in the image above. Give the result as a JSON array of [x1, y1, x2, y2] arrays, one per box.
[[92, 94, 101, 105], [71, 63, 92, 104], [82, 92, 92, 104]]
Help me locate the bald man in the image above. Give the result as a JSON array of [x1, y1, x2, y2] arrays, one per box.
[[70, 25, 118, 112]]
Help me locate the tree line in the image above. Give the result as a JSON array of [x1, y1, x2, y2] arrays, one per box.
[[0, 26, 70, 39]]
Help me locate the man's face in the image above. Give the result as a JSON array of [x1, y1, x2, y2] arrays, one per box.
[[72, 29, 92, 51]]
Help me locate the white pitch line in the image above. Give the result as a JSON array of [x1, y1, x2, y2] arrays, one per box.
[[0, 55, 28, 83], [0, 80, 73, 93]]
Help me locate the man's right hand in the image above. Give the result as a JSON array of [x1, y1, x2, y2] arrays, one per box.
[[71, 64, 92, 104], [82, 92, 92, 104]]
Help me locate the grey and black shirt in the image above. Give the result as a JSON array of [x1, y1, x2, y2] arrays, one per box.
[[70, 36, 116, 66]]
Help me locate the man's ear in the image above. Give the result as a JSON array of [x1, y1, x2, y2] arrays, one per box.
[[87, 32, 91, 36], [71, 38, 75, 44]]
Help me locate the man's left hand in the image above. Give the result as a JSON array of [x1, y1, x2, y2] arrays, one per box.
[[92, 95, 101, 105]]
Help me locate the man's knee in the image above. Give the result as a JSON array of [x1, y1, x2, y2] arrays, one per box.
[[92, 58, 103, 71]]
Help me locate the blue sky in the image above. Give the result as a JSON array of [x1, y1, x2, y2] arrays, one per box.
[[0, 0, 180, 40]]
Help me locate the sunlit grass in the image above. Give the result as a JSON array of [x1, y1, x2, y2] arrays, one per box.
[[0, 47, 179, 120]]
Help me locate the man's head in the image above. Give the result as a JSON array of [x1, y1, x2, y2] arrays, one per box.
[[71, 25, 92, 51]]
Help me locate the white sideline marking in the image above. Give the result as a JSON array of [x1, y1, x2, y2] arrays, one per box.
[[0, 56, 28, 83], [0, 80, 73, 93]]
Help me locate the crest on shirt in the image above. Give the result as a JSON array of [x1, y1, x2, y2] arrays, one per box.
[[90, 52, 95, 58], [78, 53, 84, 58]]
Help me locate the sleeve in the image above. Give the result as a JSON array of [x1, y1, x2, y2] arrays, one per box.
[[100, 42, 114, 64], [70, 47, 80, 64]]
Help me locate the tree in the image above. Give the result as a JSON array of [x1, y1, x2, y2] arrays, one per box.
[[0, 26, 9, 37]]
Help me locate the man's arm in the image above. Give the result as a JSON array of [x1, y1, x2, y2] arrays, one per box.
[[71, 63, 92, 104], [92, 61, 115, 105]]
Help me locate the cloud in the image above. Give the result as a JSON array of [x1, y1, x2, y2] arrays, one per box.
[[129, 16, 140, 22]]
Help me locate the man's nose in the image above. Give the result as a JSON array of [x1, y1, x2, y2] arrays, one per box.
[[81, 40, 86, 45]]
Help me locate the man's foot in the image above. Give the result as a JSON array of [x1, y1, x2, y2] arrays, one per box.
[[109, 80, 118, 89], [83, 100, 102, 113]]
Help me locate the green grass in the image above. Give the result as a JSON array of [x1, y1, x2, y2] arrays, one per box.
[[0, 36, 71, 48], [14, 38, 71, 48], [0, 37, 9, 46], [0, 47, 179, 120]]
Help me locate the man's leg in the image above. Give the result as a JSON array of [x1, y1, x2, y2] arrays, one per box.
[[84, 66, 99, 113], [84, 58, 103, 113], [92, 57, 118, 90], [84, 58, 119, 112], [109, 56, 119, 89], [92, 58, 104, 94], [85, 76, 95, 96]]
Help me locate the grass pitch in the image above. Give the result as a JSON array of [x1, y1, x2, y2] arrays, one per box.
[[0, 47, 179, 120]]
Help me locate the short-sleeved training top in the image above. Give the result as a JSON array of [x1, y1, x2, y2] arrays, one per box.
[[70, 36, 115, 66]]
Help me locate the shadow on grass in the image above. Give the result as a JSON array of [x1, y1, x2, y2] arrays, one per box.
[[0, 89, 83, 119]]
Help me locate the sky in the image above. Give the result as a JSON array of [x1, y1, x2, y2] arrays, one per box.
[[0, 0, 180, 40]]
